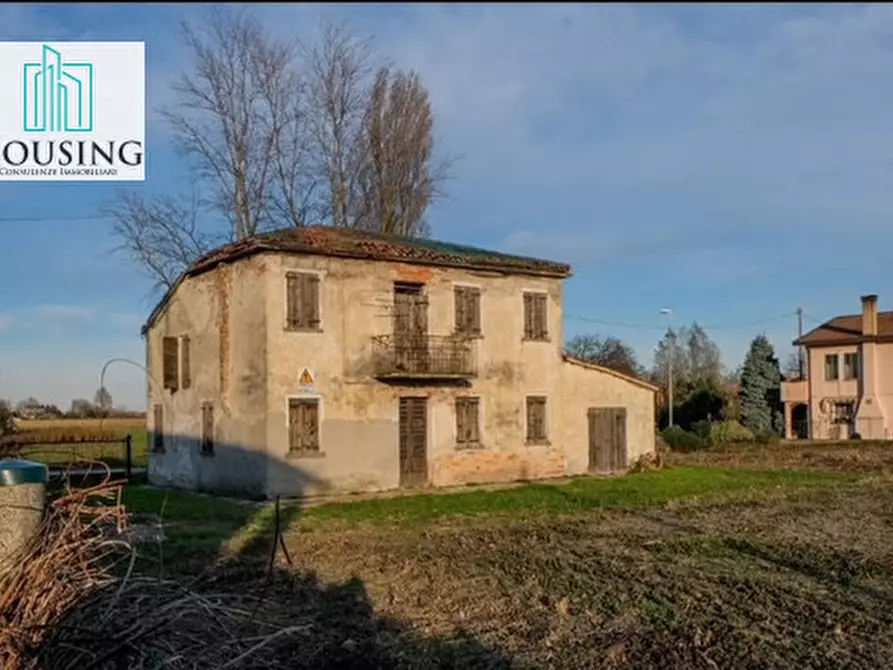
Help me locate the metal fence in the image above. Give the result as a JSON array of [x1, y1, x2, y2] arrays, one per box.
[[0, 434, 141, 481]]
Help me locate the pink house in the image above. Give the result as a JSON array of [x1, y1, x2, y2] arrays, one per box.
[[781, 294, 891, 440]]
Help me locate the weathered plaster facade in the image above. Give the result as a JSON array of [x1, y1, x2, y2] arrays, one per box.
[[146, 229, 657, 499]]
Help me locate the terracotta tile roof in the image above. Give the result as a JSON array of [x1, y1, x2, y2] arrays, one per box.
[[187, 226, 573, 279], [143, 226, 572, 334], [794, 311, 893, 346]]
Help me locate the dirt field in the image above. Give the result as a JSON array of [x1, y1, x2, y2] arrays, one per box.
[[123, 443, 893, 669]]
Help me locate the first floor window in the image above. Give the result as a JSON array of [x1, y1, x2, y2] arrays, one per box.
[[201, 402, 214, 455], [153, 404, 165, 452]]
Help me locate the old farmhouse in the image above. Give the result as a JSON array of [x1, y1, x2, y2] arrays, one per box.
[[142, 226, 657, 499]]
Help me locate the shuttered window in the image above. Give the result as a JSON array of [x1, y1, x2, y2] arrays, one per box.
[[288, 398, 320, 454], [523, 292, 548, 340], [286, 272, 321, 330], [162, 337, 179, 391], [825, 354, 839, 381], [456, 397, 481, 448], [180, 336, 191, 389], [201, 402, 214, 455], [153, 404, 165, 452], [454, 286, 482, 336], [526, 396, 548, 444]]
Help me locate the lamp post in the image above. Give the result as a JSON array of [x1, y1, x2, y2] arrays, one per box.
[[660, 308, 674, 427]]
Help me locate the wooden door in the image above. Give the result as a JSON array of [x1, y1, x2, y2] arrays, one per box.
[[588, 407, 628, 474], [399, 397, 428, 487], [394, 283, 428, 373]]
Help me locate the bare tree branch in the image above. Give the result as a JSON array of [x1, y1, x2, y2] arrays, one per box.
[[103, 187, 220, 291]]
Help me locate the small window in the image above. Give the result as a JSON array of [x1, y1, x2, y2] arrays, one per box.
[[526, 396, 548, 444], [180, 335, 192, 389], [831, 401, 855, 425], [162, 336, 179, 391], [456, 397, 481, 448], [824, 354, 839, 381], [288, 397, 320, 454], [843, 353, 859, 381], [523, 292, 548, 341], [454, 286, 481, 336], [286, 272, 321, 330], [153, 404, 165, 452], [201, 402, 214, 455]]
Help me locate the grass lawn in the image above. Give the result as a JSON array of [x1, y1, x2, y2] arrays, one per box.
[[118, 461, 893, 668]]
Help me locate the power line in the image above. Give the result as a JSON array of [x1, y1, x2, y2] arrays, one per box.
[[565, 312, 798, 332]]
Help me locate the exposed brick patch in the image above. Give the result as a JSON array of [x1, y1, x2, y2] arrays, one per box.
[[431, 449, 565, 488]]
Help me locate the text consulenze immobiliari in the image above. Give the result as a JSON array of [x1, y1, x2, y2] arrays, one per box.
[[0, 139, 143, 176]]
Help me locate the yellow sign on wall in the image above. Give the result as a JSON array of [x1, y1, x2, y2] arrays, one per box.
[[299, 368, 314, 386]]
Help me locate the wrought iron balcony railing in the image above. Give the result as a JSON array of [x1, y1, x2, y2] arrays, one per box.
[[370, 334, 477, 380]]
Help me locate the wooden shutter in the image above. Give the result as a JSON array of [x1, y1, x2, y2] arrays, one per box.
[[526, 396, 547, 443], [523, 293, 534, 339], [533, 294, 547, 339], [302, 274, 321, 328], [162, 337, 179, 391], [201, 403, 214, 454], [286, 274, 301, 328], [180, 336, 191, 389], [455, 287, 467, 334], [456, 397, 480, 446], [288, 398, 320, 453], [153, 404, 164, 451], [468, 289, 481, 335]]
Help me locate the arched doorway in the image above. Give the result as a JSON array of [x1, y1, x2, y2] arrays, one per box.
[[791, 403, 808, 439]]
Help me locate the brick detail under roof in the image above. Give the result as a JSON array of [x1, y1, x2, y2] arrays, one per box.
[[794, 311, 893, 347]]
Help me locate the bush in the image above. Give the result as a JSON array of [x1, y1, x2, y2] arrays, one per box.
[[850, 432, 862, 440], [753, 431, 782, 446], [708, 420, 754, 446], [0, 400, 13, 438], [660, 425, 709, 452]]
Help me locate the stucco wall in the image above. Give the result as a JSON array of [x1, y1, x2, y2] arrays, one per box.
[[263, 252, 567, 496], [148, 256, 270, 498], [560, 360, 656, 476]]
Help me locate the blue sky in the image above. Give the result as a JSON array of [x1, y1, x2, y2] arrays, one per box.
[[2, 3, 892, 410]]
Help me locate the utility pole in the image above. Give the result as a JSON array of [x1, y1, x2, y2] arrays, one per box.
[[660, 308, 674, 427], [796, 307, 804, 378]]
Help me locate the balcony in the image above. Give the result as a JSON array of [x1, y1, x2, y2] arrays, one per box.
[[370, 334, 477, 380], [781, 378, 808, 404]]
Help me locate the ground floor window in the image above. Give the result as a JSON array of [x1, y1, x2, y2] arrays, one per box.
[[526, 396, 548, 444], [288, 397, 320, 454], [455, 396, 481, 448]]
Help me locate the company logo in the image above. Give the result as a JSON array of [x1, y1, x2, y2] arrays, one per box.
[[23, 44, 93, 132], [0, 41, 145, 182]]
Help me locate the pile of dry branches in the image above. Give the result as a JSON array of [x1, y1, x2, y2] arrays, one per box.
[[0, 466, 308, 670]]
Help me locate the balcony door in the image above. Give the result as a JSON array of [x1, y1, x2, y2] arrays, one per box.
[[394, 282, 428, 374]]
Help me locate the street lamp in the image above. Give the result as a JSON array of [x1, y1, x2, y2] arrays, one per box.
[[660, 308, 674, 427]]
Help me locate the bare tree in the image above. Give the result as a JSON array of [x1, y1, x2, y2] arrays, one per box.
[[353, 67, 451, 237], [105, 187, 219, 290], [105, 9, 453, 290], [566, 334, 645, 379], [302, 20, 375, 229]]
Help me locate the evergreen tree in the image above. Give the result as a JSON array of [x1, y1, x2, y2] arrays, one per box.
[[739, 334, 783, 435]]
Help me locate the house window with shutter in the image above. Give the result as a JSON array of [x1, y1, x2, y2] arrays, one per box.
[[288, 397, 320, 454], [454, 286, 482, 336], [180, 335, 191, 389], [162, 337, 179, 391], [201, 402, 214, 455], [843, 353, 859, 380], [825, 354, 839, 381], [526, 396, 548, 444], [455, 396, 481, 448], [153, 404, 165, 452], [523, 292, 548, 341], [286, 272, 321, 330]]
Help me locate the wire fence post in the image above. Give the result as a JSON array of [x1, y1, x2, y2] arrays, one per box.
[[125, 434, 133, 480]]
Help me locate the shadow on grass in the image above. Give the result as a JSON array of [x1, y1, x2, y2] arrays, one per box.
[[108, 433, 524, 669]]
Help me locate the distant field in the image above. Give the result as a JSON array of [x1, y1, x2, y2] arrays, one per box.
[[12, 417, 148, 468], [17, 417, 146, 430]]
